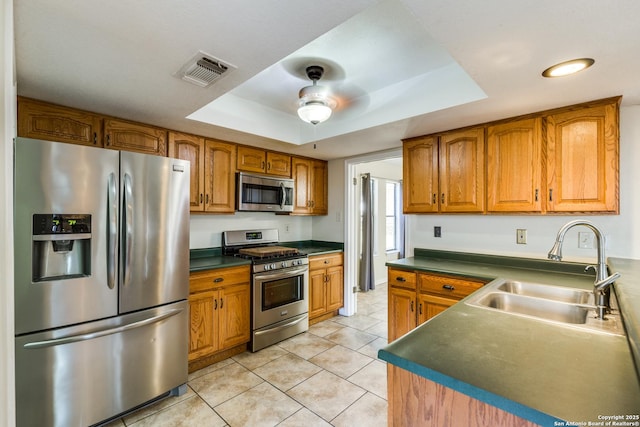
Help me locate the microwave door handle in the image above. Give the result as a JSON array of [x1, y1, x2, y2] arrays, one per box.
[[122, 173, 133, 287], [107, 172, 118, 290], [280, 182, 286, 210]]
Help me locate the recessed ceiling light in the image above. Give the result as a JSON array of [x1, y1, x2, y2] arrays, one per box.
[[542, 58, 595, 78]]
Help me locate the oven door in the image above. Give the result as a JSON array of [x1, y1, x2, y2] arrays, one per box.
[[253, 265, 308, 329]]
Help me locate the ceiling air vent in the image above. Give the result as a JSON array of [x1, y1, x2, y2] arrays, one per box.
[[176, 51, 235, 88]]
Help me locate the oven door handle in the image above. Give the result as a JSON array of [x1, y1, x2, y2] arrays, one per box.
[[254, 265, 308, 281]]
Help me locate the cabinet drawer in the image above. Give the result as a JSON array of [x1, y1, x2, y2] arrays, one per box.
[[309, 252, 343, 270], [190, 265, 250, 294], [388, 269, 417, 290], [419, 273, 485, 299]]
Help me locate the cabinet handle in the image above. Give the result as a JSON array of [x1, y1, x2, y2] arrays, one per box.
[[214, 299, 218, 310], [442, 284, 455, 291], [396, 277, 406, 282], [535, 189, 539, 202], [200, 193, 203, 203], [324, 260, 330, 264], [549, 189, 553, 201], [419, 303, 423, 315], [206, 194, 209, 204], [106, 134, 111, 146], [94, 132, 98, 145], [261, 161, 265, 169], [213, 277, 224, 283], [410, 301, 414, 312], [441, 193, 445, 204], [432, 194, 436, 204], [267, 162, 271, 170], [220, 298, 223, 309]]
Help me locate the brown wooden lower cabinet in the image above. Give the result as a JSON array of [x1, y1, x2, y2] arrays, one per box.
[[388, 268, 487, 341], [188, 265, 250, 372], [309, 252, 344, 324], [388, 365, 539, 427]]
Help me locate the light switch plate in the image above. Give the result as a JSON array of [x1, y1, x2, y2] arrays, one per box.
[[579, 231, 595, 249]]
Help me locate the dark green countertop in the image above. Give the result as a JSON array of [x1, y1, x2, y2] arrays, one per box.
[[380, 249, 640, 426], [189, 241, 343, 272]]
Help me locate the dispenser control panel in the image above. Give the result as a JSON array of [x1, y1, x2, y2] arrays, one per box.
[[33, 214, 91, 235]]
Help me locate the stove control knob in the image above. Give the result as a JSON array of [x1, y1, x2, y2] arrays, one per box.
[[281, 262, 287, 268], [263, 264, 270, 271], [271, 263, 277, 270]]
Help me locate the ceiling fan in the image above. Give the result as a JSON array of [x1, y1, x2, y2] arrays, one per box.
[[297, 65, 336, 125]]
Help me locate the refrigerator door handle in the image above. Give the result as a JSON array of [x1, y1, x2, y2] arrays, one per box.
[[123, 173, 133, 287], [22, 308, 184, 349], [107, 172, 118, 289]]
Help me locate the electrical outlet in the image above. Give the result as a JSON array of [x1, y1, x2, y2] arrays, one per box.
[[516, 229, 527, 244], [434, 226, 441, 238], [579, 231, 595, 249]]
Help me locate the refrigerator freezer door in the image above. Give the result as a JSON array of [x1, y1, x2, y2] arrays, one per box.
[[15, 301, 189, 427], [14, 138, 119, 335], [119, 152, 190, 313]]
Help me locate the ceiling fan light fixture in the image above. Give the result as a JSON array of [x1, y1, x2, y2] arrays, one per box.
[[542, 58, 595, 78], [297, 65, 335, 125]]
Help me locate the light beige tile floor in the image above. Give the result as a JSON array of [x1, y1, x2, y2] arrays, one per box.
[[104, 283, 388, 427]]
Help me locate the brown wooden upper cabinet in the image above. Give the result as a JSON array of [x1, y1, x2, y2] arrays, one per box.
[[487, 118, 543, 212], [104, 119, 167, 156], [405, 97, 620, 215], [291, 157, 328, 215], [17, 97, 102, 147], [236, 145, 291, 177], [168, 132, 236, 214], [546, 101, 619, 213], [18, 97, 168, 156], [403, 127, 485, 213]]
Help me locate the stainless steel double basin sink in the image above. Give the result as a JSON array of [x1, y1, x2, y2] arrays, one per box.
[[465, 279, 625, 335]]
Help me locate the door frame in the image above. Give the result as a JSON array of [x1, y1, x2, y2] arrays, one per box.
[[342, 148, 407, 316]]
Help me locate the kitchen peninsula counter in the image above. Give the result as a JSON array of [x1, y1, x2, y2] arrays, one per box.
[[380, 250, 640, 425]]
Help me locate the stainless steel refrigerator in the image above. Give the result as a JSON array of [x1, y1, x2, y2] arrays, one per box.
[[13, 137, 190, 427]]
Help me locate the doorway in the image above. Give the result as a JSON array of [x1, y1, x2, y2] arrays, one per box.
[[343, 148, 406, 317]]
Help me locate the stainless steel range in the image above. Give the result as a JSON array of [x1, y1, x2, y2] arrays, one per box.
[[222, 229, 309, 352]]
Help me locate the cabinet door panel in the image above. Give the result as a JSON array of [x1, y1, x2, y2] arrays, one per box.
[[219, 283, 250, 349], [104, 119, 167, 155], [487, 118, 543, 212], [546, 103, 619, 212], [204, 139, 236, 213], [326, 266, 344, 312], [292, 158, 312, 214], [266, 152, 291, 177], [403, 137, 439, 213], [169, 132, 205, 211], [237, 146, 266, 173], [439, 128, 485, 212], [389, 287, 416, 341], [420, 294, 456, 323], [309, 269, 327, 318], [18, 97, 102, 147], [188, 291, 217, 361]]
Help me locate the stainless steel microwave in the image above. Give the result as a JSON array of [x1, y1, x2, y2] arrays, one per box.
[[236, 172, 294, 212]]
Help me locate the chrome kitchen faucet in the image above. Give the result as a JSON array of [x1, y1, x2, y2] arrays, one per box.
[[547, 220, 620, 319]]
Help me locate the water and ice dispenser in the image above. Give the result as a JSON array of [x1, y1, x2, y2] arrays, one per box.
[[32, 214, 92, 282]]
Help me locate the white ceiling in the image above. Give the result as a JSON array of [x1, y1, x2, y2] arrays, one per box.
[[14, 0, 640, 160]]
